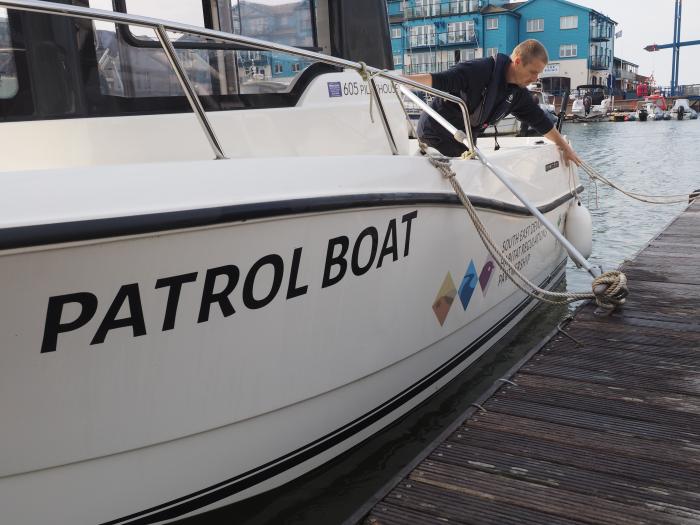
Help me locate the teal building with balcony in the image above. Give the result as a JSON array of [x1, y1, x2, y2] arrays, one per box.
[[388, 0, 616, 94]]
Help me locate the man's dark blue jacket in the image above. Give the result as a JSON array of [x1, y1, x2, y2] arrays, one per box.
[[416, 53, 554, 156]]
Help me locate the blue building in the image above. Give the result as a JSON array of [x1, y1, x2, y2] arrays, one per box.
[[388, 0, 616, 94]]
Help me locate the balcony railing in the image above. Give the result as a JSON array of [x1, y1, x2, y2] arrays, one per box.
[[404, 0, 480, 19], [589, 55, 611, 70], [406, 30, 477, 48], [387, 1, 405, 21], [590, 26, 612, 40], [403, 60, 457, 75]]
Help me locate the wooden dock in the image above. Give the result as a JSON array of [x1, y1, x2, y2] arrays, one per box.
[[352, 200, 700, 525]]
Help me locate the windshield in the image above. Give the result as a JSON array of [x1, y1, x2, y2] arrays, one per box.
[[0, 8, 18, 99]]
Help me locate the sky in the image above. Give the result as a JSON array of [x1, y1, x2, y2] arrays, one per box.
[[545, 0, 700, 86]]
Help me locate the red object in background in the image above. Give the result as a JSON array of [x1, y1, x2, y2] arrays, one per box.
[[636, 84, 649, 97]]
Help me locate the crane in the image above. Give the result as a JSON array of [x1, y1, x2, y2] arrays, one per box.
[[644, 0, 700, 95]]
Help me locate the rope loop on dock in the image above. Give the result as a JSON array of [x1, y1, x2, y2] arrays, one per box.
[[591, 270, 628, 310], [426, 154, 626, 308]]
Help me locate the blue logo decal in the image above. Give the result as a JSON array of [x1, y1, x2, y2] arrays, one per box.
[[458, 260, 478, 310], [327, 82, 342, 98]]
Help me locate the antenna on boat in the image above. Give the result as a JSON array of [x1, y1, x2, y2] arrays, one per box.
[[556, 90, 569, 132]]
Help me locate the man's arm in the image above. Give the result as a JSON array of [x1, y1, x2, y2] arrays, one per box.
[[543, 127, 582, 167]]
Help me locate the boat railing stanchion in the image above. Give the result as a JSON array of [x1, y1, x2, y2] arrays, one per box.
[[154, 25, 227, 160]]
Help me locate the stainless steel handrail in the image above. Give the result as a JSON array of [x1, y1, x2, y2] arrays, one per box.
[[0, 0, 475, 156], [154, 25, 226, 160]]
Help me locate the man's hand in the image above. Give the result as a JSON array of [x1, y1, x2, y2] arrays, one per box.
[[543, 127, 582, 167], [559, 141, 582, 167]]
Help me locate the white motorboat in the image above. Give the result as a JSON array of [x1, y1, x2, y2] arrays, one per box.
[[571, 84, 612, 121], [482, 82, 557, 136], [642, 92, 672, 120], [670, 98, 699, 120], [0, 2, 590, 524]]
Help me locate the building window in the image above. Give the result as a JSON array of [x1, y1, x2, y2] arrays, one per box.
[[393, 54, 402, 66], [526, 18, 544, 32], [274, 62, 283, 74], [559, 44, 577, 57], [487, 47, 498, 58], [486, 17, 498, 30], [447, 20, 475, 43], [560, 15, 578, 29], [406, 51, 435, 74], [391, 27, 402, 39], [414, 0, 439, 17], [291, 62, 301, 72], [409, 24, 436, 47]]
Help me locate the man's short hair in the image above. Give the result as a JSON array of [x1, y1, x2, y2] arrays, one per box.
[[511, 40, 549, 65]]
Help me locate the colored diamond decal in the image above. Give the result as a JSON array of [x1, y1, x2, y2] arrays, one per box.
[[432, 272, 457, 326], [479, 255, 495, 295], [458, 260, 478, 310]]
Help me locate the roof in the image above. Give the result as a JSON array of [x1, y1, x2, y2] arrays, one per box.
[[512, 0, 617, 25], [614, 56, 639, 67], [481, 4, 522, 15]]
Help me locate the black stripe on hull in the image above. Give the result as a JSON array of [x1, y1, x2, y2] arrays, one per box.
[[1, 188, 582, 251], [105, 258, 569, 525]]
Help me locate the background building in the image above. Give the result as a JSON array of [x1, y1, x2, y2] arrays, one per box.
[[387, 0, 619, 94]]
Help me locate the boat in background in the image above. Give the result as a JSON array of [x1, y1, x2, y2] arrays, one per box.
[[670, 98, 699, 120], [483, 81, 557, 136], [571, 84, 612, 121], [636, 101, 649, 121], [645, 91, 672, 120], [0, 2, 589, 524]]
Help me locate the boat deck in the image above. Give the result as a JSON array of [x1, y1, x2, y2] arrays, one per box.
[[353, 199, 700, 525]]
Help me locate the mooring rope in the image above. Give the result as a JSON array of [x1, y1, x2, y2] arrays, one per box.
[[579, 161, 699, 204], [427, 154, 628, 310], [392, 87, 627, 308], [357, 61, 388, 124]]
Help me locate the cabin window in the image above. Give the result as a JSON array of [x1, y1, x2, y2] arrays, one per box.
[[229, 0, 314, 48], [89, 0, 318, 99], [0, 8, 18, 99], [0, 1, 334, 122], [90, 0, 216, 98], [121, 0, 207, 42]]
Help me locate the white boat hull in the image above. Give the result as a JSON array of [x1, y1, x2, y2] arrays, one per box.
[[0, 144, 577, 524]]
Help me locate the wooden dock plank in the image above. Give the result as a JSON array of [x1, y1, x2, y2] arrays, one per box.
[[359, 200, 700, 525]]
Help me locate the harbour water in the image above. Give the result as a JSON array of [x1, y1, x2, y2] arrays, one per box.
[[181, 119, 700, 525]]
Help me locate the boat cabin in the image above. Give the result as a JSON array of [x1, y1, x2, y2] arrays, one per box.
[[573, 84, 610, 106], [0, 0, 402, 170]]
